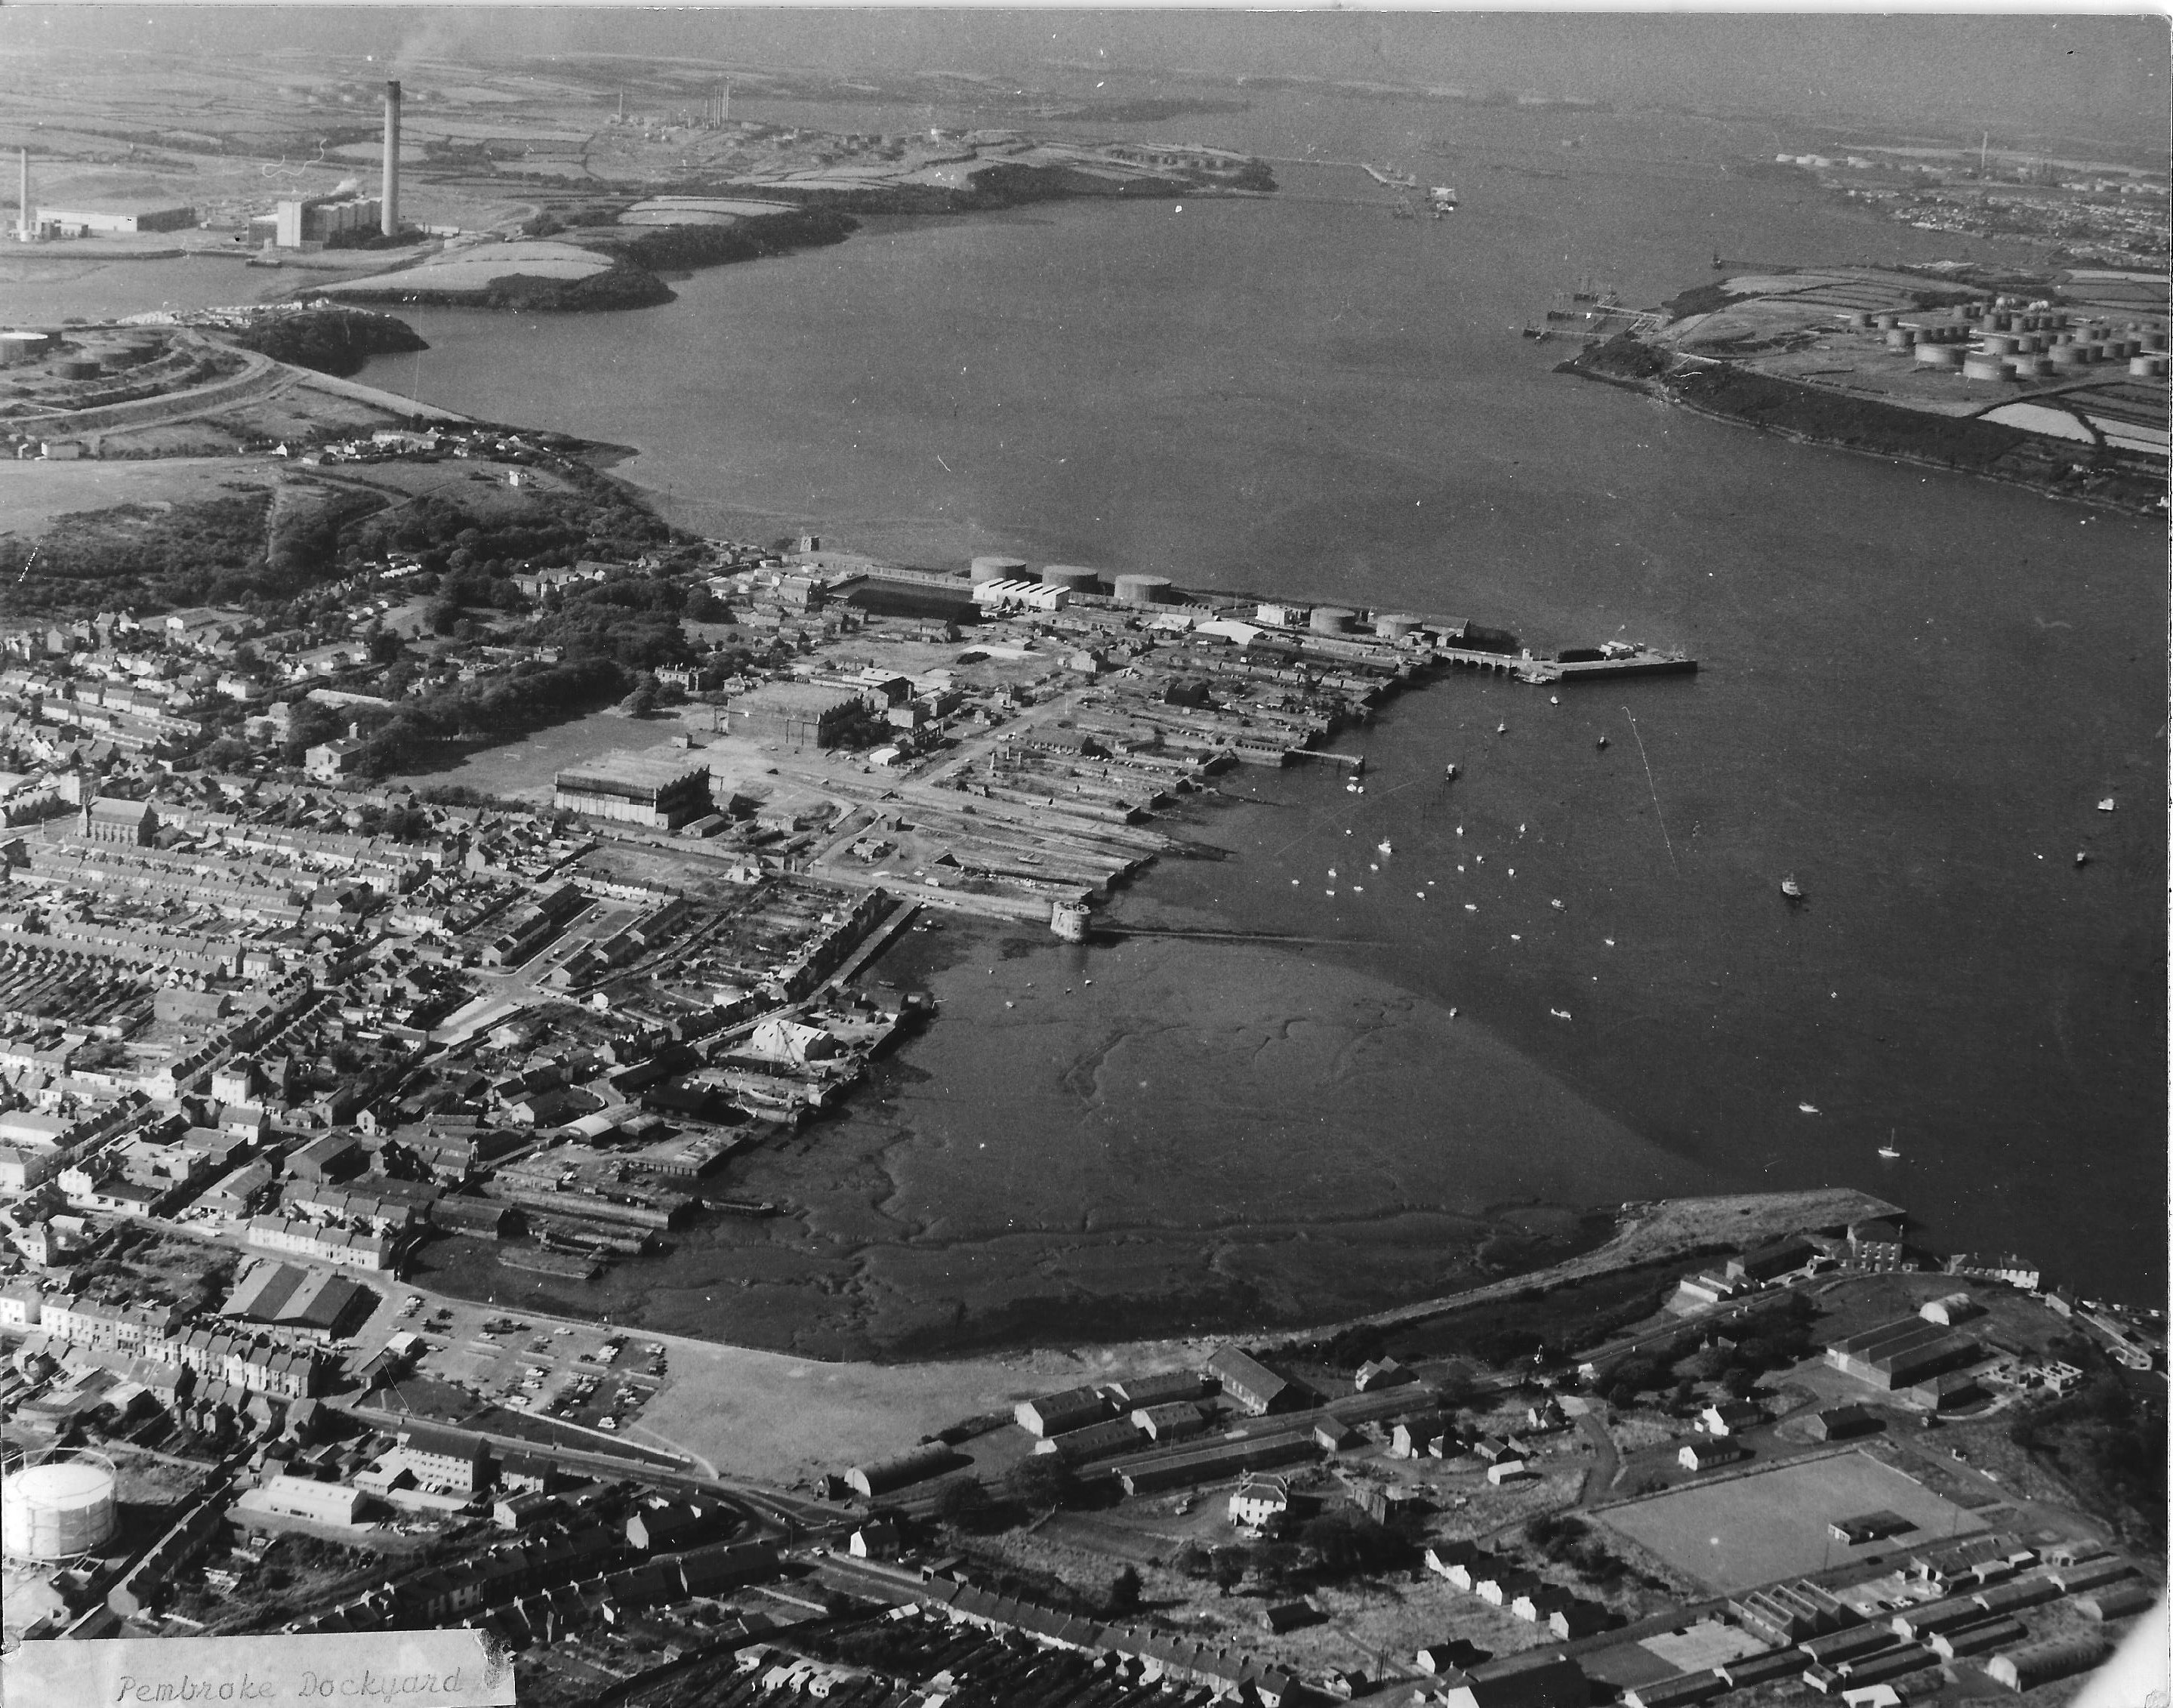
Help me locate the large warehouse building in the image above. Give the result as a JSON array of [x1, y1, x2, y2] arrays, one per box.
[[726, 683, 864, 750], [553, 748, 714, 828], [35, 204, 196, 235], [1823, 1315, 1982, 1392]]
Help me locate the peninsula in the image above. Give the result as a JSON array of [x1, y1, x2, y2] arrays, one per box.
[[1556, 265, 2167, 514]]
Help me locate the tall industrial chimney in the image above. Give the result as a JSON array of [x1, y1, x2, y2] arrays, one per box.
[[381, 80, 401, 238], [17, 149, 28, 242]]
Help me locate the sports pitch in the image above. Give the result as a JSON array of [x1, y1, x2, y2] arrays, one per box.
[[1595, 1451, 1986, 1592]]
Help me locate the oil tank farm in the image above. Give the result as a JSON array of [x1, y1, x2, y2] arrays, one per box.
[[1038, 564, 1102, 594], [1112, 572, 1173, 607], [969, 556, 1028, 584], [1, 1451, 118, 1561]]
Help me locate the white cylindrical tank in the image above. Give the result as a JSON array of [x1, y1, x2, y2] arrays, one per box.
[[0, 331, 46, 368], [969, 556, 1028, 584], [2, 1454, 118, 1561]]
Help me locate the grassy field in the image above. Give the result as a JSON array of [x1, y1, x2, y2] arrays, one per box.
[[1594, 1449, 1983, 1592], [385, 707, 674, 800]]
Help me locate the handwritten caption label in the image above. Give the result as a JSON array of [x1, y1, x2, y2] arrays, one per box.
[[0, 1631, 513, 1708]]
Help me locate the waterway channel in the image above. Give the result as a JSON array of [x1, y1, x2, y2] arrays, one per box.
[[356, 91, 2162, 1342]]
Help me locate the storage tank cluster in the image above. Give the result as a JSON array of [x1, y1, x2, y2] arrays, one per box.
[[1, 1451, 118, 1562]]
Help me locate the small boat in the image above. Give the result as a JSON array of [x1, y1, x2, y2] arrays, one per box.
[[1780, 874, 1805, 903], [1376, 840, 1392, 856], [1549, 1008, 1573, 1021], [1549, 695, 1560, 705], [1444, 763, 1459, 780], [1799, 1102, 1820, 1115], [2075, 850, 2089, 867], [1496, 722, 1508, 735], [1596, 735, 1609, 749], [1550, 899, 1564, 911], [2097, 797, 2116, 812]]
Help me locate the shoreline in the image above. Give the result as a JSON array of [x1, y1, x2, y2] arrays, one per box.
[[1555, 340, 2164, 518]]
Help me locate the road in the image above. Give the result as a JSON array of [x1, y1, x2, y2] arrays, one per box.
[[1574, 1407, 1623, 1506]]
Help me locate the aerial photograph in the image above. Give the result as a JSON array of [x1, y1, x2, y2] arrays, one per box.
[[0, 7, 2162, 1706]]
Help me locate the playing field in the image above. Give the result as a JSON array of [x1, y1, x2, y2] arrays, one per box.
[[1595, 1451, 1985, 1592]]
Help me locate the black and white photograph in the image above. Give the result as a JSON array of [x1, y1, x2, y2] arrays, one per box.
[[0, 8, 2163, 1706]]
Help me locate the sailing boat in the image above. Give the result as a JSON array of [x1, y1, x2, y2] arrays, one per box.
[[1877, 1130, 1902, 1161]]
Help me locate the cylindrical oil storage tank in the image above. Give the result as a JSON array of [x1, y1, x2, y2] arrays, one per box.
[[1374, 612, 1422, 640], [0, 331, 48, 368], [2129, 354, 2165, 377], [1, 1452, 118, 1562], [1310, 605, 1355, 635], [2145, 331, 2168, 353], [969, 556, 1028, 584], [1979, 335, 2016, 356], [1961, 356, 2011, 382], [54, 358, 101, 381], [845, 1442, 968, 1499], [1038, 564, 1102, 594], [2023, 357, 2054, 378], [1883, 328, 1913, 351], [1873, 313, 1899, 331], [2048, 343, 2088, 369], [1915, 344, 1963, 369], [1112, 572, 1172, 607]]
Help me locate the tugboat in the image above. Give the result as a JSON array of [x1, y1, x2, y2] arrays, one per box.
[[1780, 874, 1805, 905]]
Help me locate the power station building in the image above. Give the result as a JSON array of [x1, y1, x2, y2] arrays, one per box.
[[269, 195, 383, 248], [553, 748, 713, 828]]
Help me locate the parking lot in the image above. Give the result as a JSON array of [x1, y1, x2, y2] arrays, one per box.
[[380, 1287, 670, 1437]]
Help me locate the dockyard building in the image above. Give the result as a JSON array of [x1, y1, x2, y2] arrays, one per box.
[[553, 748, 713, 828]]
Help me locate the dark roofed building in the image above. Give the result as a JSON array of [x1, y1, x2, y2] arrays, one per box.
[[1825, 1316, 1980, 1391], [1205, 1343, 1296, 1415]]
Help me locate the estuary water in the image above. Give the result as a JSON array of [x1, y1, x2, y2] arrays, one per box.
[[363, 94, 2165, 1338]]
